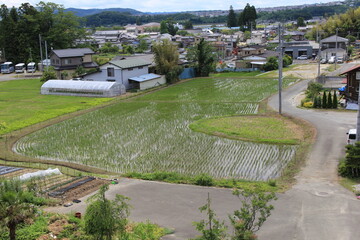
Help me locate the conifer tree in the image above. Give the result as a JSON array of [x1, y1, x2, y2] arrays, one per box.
[[333, 90, 338, 108], [322, 91, 327, 108], [327, 91, 332, 108], [227, 5, 237, 28]]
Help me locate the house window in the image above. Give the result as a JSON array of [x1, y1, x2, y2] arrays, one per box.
[[64, 59, 72, 64], [52, 59, 55, 64], [138, 66, 143, 69], [107, 67, 115, 77], [56, 59, 59, 64], [128, 68, 133, 71]]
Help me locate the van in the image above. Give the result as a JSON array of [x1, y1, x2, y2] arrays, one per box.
[[347, 129, 357, 145], [15, 63, 26, 73], [27, 62, 36, 73]]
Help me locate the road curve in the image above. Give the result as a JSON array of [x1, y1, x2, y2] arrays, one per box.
[[258, 79, 360, 240]]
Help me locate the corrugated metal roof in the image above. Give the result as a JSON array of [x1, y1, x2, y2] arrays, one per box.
[[52, 48, 94, 58], [321, 35, 349, 43], [42, 80, 121, 91], [110, 59, 151, 69], [129, 73, 161, 82]]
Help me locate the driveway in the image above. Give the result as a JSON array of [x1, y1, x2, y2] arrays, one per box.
[[46, 77, 360, 239]]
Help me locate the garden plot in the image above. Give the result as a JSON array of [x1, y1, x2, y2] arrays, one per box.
[[15, 77, 298, 181]]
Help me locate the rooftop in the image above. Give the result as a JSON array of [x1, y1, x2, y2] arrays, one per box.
[[51, 48, 94, 58], [110, 58, 152, 69]]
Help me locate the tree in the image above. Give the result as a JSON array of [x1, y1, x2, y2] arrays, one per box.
[[152, 39, 182, 83], [192, 193, 228, 240], [322, 90, 327, 108], [239, 4, 257, 31], [230, 189, 277, 240], [84, 184, 131, 240], [160, 19, 179, 36], [160, 20, 168, 34], [340, 142, 360, 177], [327, 91, 333, 108], [263, 56, 278, 71], [306, 81, 323, 99], [227, 5, 237, 28], [283, 54, 293, 67], [333, 90, 338, 108], [184, 20, 193, 30], [100, 42, 119, 54], [0, 179, 44, 240], [297, 17, 306, 27], [187, 38, 216, 77]]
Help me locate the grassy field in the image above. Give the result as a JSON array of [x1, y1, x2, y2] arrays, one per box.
[[15, 76, 299, 181], [189, 115, 303, 145], [0, 79, 112, 135]]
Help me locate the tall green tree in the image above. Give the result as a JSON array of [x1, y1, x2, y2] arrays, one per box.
[[227, 5, 237, 28], [333, 90, 338, 108], [297, 17, 306, 27], [184, 20, 193, 29], [152, 39, 182, 83], [192, 193, 228, 240], [187, 38, 216, 77], [84, 184, 131, 240], [322, 90, 327, 108], [239, 3, 257, 31], [0, 2, 85, 63], [230, 188, 277, 240], [0, 179, 44, 240]]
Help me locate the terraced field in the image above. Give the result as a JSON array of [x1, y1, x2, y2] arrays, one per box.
[[15, 77, 298, 181]]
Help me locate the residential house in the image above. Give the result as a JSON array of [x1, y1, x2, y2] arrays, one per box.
[[284, 31, 306, 41], [320, 35, 349, 61], [50, 48, 98, 79], [237, 45, 266, 58], [341, 65, 360, 103], [82, 58, 152, 89]]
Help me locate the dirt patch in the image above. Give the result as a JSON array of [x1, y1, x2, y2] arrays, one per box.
[[52, 178, 110, 203]]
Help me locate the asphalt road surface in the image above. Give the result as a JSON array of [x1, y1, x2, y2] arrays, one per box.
[[46, 79, 360, 240]]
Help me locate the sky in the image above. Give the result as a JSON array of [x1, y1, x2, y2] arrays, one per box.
[[2, 0, 337, 12]]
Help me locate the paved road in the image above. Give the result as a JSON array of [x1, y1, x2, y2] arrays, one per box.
[[260, 79, 360, 240], [46, 79, 360, 240]]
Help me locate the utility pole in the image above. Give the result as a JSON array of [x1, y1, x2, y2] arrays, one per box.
[[335, 28, 338, 70], [278, 23, 283, 115], [317, 29, 322, 78], [44, 41, 48, 70], [39, 34, 43, 64]]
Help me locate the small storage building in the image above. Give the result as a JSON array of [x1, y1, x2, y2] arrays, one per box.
[[41, 80, 125, 97], [128, 73, 166, 90]]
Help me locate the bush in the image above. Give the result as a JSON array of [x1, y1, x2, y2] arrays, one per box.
[[303, 101, 313, 108], [306, 82, 323, 99], [194, 173, 214, 186], [40, 66, 57, 82]]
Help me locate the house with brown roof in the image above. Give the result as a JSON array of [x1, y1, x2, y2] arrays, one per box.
[[50, 48, 98, 79]]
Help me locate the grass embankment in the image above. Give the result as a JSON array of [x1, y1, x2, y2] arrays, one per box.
[[0, 79, 113, 135], [189, 114, 303, 145]]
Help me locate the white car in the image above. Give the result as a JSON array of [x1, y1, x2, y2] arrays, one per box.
[[347, 129, 357, 145], [297, 55, 308, 60], [328, 56, 336, 64]]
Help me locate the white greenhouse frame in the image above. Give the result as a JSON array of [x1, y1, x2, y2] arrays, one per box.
[[41, 80, 125, 97]]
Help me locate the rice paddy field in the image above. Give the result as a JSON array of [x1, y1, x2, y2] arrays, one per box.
[[15, 77, 299, 181]]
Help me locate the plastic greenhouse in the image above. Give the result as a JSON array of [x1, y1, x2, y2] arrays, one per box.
[[41, 80, 125, 97]]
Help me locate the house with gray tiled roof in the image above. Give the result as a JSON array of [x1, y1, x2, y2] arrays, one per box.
[[320, 35, 349, 61], [50, 48, 98, 79], [82, 58, 152, 89]]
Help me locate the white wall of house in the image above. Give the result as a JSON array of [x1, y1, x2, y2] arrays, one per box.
[[83, 63, 149, 89]]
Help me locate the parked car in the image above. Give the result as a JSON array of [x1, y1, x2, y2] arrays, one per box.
[[337, 57, 344, 63], [328, 56, 336, 64], [347, 129, 357, 145], [297, 55, 308, 60], [320, 58, 327, 64]]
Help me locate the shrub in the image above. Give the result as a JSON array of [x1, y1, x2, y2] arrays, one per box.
[[333, 90, 338, 109], [303, 102, 313, 108], [306, 82, 323, 99], [40, 66, 57, 82], [194, 174, 214, 186], [267, 180, 277, 187]]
